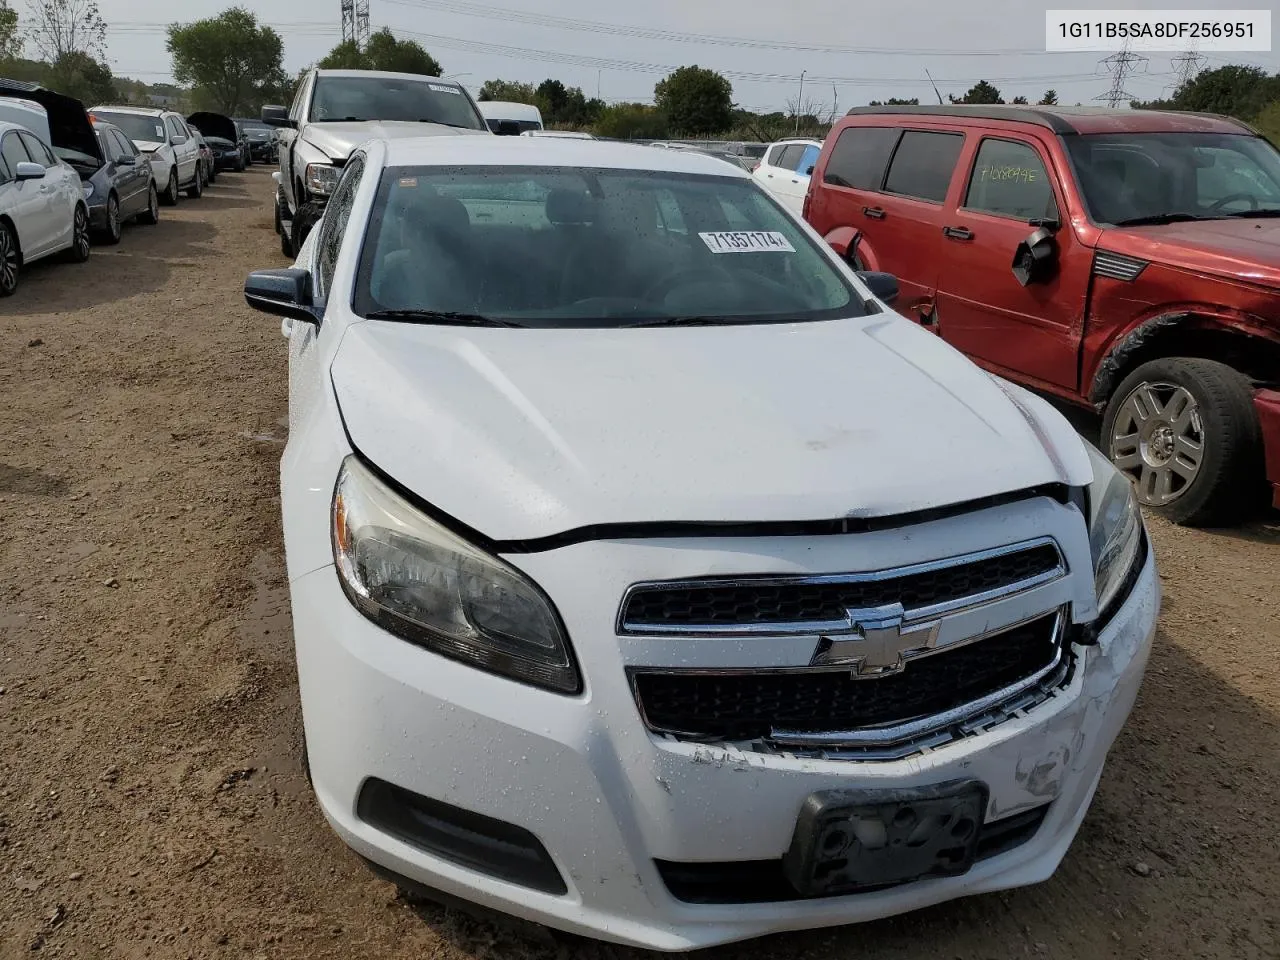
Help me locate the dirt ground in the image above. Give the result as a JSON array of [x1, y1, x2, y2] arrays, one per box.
[[1, 166, 1278, 960]]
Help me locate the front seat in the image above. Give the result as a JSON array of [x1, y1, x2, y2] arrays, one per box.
[[374, 196, 477, 312]]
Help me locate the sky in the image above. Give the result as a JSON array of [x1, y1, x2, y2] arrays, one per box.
[[75, 0, 1280, 112]]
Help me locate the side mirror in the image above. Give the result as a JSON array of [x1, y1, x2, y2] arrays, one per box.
[[1011, 227, 1057, 287], [856, 270, 899, 307], [171, 135, 188, 146], [14, 161, 45, 181], [804, 165, 815, 176], [261, 105, 295, 128], [244, 268, 320, 324], [493, 120, 522, 136], [117, 155, 136, 166]]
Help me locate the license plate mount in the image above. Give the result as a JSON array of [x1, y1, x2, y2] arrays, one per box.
[[783, 779, 989, 897]]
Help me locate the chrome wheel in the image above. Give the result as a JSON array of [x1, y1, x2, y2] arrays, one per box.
[[0, 224, 18, 295], [1109, 380, 1204, 506], [71, 206, 91, 261], [106, 196, 122, 243]]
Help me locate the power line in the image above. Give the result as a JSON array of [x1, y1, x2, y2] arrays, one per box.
[[384, 0, 1059, 57], [1094, 43, 1147, 108]]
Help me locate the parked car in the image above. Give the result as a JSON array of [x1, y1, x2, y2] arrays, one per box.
[[87, 120, 160, 242], [478, 99, 543, 134], [753, 138, 822, 215], [88, 105, 202, 204], [234, 117, 278, 163], [231, 120, 253, 168], [805, 104, 1280, 525], [0, 119, 91, 295], [725, 140, 769, 162], [189, 125, 216, 185], [242, 136, 1157, 950], [693, 148, 757, 172], [188, 111, 242, 172], [260, 68, 490, 257]]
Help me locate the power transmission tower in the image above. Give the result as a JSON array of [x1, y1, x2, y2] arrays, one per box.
[[341, 0, 354, 45], [355, 0, 370, 48], [341, 0, 370, 49], [1170, 48, 1205, 92], [1094, 42, 1147, 108]]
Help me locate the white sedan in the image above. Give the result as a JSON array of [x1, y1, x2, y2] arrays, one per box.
[[0, 119, 91, 296], [243, 136, 1156, 951]]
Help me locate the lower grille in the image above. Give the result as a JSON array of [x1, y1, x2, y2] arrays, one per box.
[[632, 612, 1062, 743], [656, 803, 1049, 904]]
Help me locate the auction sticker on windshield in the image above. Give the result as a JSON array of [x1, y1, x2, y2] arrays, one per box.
[[428, 84, 462, 95], [699, 231, 796, 254]]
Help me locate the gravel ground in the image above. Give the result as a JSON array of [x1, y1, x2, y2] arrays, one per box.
[[1, 166, 1278, 960]]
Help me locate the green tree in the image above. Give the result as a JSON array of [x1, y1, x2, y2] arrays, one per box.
[[1253, 100, 1280, 143], [477, 78, 537, 103], [24, 0, 105, 60], [868, 98, 919, 106], [949, 80, 1004, 104], [533, 78, 598, 127], [167, 7, 286, 115], [1, 7, 22, 62], [1011, 95, 1029, 104], [45, 49, 113, 102], [319, 30, 440, 76], [593, 102, 668, 140], [1038, 89, 1058, 105], [1136, 64, 1280, 121], [654, 65, 733, 135]]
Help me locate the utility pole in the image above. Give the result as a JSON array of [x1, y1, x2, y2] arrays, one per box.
[[795, 70, 806, 135], [1094, 41, 1147, 108], [1171, 47, 1205, 93]]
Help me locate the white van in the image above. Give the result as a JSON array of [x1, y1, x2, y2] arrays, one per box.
[[477, 100, 543, 134]]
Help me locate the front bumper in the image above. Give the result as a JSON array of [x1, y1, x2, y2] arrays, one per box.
[[290, 540, 1157, 950], [87, 199, 110, 231]]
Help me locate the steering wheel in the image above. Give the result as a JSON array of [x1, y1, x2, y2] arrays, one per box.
[[643, 265, 735, 302], [1209, 192, 1259, 213]]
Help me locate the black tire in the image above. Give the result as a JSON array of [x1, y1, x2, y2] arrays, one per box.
[[66, 205, 91, 263], [273, 192, 283, 236], [1102, 357, 1265, 527], [98, 193, 123, 245], [138, 182, 160, 225], [208, 164, 217, 184], [0, 220, 19, 297], [162, 168, 180, 206], [289, 199, 324, 258], [186, 170, 203, 199]]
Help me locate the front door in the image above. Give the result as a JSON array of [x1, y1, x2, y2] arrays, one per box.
[[0, 131, 51, 254], [932, 134, 1090, 392]]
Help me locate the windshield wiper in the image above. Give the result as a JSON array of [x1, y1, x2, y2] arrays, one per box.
[[624, 316, 735, 328], [363, 309, 518, 327], [1224, 208, 1280, 219], [1112, 213, 1214, 227]]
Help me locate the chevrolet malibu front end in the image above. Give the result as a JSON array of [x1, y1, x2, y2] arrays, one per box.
[[258, 137, 1158, 951]]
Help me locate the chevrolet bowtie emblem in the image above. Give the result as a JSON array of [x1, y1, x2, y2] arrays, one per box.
[[811, 602, 940, 676]]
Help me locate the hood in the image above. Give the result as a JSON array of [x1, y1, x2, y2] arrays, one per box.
[[331, 316, 1092, 542], [0, 80, 102, 166], [187, 111, 236, 142], [135, 140, 164, 154], [303, 120, 487, 160], [1106, 218, 1280, 289]]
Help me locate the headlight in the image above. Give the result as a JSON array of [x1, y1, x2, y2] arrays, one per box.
[[305, 162, 341, 196], [332, 456, 580, 694], [1083, 443, 1145, 616], [82, 182, 94, 199]]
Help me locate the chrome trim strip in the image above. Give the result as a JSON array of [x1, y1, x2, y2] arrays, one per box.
[[617, 536, 1066, 637]]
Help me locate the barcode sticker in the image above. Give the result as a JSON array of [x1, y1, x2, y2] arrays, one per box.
[[699, 231, 796, 254], [428, 83, 462, 95]]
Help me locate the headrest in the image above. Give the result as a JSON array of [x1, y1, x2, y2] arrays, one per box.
[[414, 195, 471, 237], [546, 189, 595, 225]]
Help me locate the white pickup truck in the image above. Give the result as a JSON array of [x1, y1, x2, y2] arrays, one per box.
[[261, 68, 494, 257]]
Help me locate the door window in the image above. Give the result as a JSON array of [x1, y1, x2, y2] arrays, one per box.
[[315, 154, 366, 299], [765, 144, 788, 168], [112, 130, 140, 159], [883, 130, 965, 202], [825, 126, 900, 190], [796, 144, 821, 177], [776, 144, 807, 171], [164, 117, 184, 142], [1, 132, 31, 179], [17, 132, 56, 167], [964, 138, 1058, 220]]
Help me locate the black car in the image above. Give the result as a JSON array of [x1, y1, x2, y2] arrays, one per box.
[[188, 112, 243, 172], [234, 118, 277, 163], [204, 134, 244, 172], [0, 80, 157, 244]]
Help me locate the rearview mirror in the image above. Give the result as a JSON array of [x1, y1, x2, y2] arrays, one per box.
[[493, 120, 522, 136], [14, 161, 44, 181], [856, 270, 899, 307], [244, 268, 320, 324], [1011, 227, 1057, 287]]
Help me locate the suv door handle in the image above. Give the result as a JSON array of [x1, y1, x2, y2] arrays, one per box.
[[942, 226, 974, 241], [863, 206, 886, 220]]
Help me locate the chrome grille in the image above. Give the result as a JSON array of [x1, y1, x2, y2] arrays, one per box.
[[1092, 250, 1148, 282], [618, 539, 1063, 636]]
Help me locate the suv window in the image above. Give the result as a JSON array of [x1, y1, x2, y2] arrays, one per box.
[[17, 132, 56, 167], [1, 131, 31, 177], [964, 138, 1057, 220], [777, 144, 807, 171], [826, 126, 900, 190], [796, 144, 820, 176], [315, 153, 366, 298], [164, 117, 184, 141], [766, 144, 788, 167], [113, 130, 139, 158], [883, 130, 965, 203]]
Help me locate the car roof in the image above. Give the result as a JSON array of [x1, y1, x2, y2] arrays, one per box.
[[312, 69, 467, 89], [91, 105, 167, 118], [380, 135, 751, 177], [843, 104, 1255, 136]]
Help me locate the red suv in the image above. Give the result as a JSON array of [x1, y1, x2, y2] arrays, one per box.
[[805, 104, 1280, 526]]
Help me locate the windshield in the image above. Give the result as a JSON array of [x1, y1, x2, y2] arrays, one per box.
[[310, 76, 484, 129], [92, 111, 165, 144], [354, 165, 860, 327], [1066, 132, 1280, 224]]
